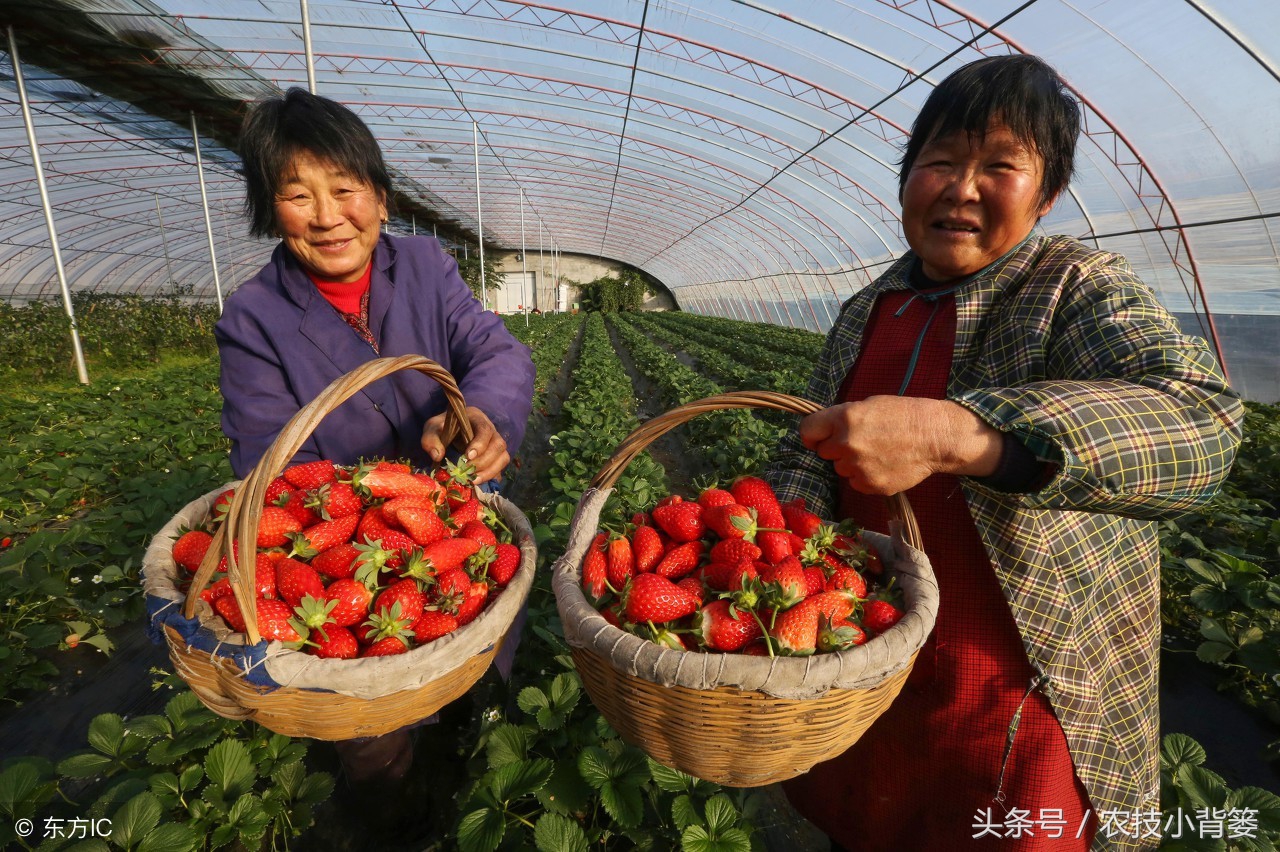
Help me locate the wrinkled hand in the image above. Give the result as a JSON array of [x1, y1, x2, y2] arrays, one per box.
[[421, 406, 509, 485], [799, 396, 1002, 495]]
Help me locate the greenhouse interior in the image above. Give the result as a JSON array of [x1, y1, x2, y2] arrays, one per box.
[[2, 0, 1278, 850]]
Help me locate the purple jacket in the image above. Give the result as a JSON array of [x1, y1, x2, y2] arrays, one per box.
[[215, 234, 535, 478]]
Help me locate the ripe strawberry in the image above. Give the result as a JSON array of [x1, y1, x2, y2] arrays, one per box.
[[487, 542, 521, 586], [632, 525, 664, 573], [212, 487, 236, 522], [361, 635, 411, 657], [705, 503, 760, 542], [862, 599, 905, 635], [622, 573, 700, 624], [375, 578, 426, 623], [311, 542, 362, 580], [283, 459, 337, 490], [172, 529, 213, 573], [256, 598, 304, 643], [276, 558, 324, 607], [651, 499, 705, 543], [256, 506, 302, 548], [356, 505, 397, 545], [430, 567, 472, 611], [606, 535, 635, 590], [581, 533, 608, 599], [376, 460, 413, 474], [213, 594, 247, 632], [309, 624, 358, 659], [288, 514, 360, 559], [730, 476, 782, 518], [697, 487, 736, 509], [759, 557, 807, 610], [709, 538, 762, 564], [457, 519, 497, 547], [264, 476, 293, 508], [455, 580, 490, 625], [676, 576, 705, 605], [355, 465, 440, 502], [200, 576, 233, 604], [422, 537, 481, 573], [630, 511, 652, 527], [703, 558, 758, 592], [770, 598, 821, 655], [292, 593, 339, 638], [277, 489, 321, 528], [306, 481, 363, 521], [780, 499, 824, 540], [325, 578, 375, 627], [411, 609, 458, 642], [826, 565, 867, 598], [756, 528, 794, 565], [826, 618, 868, 650], [386, 502, 449, 547], [252, 552, 279, 599], [803, 566, 827, 597], [447, 497, 482, 527], [696, 599, 764, 652], [654, 540, 704, 580], [359, 601, 416, 650]]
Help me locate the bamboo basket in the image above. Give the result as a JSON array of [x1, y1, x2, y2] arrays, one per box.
[[143, 355, 537, 740], [551, 391, 938, 786]]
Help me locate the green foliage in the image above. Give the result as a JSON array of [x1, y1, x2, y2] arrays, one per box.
[[0, 688, 333, 851], [1159, 732, 1280, 849], [0, 293, 218, 386], [576, 267, 649, 313], [454, 247, 508, 307]]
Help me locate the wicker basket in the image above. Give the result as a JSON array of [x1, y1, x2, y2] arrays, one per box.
[[551, 390, 938, 787], [142, 355, 537, 740]]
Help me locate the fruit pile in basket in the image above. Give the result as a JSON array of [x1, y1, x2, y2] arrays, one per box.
[[171, 458, 521, 658], [582, 476, 905, 656]]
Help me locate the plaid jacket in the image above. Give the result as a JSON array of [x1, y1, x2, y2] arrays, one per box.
[[770, 235, 1243, 850]]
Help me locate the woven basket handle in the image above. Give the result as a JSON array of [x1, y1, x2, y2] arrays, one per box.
[[184, 355, 473, 643], [587, 390, 923, 552]]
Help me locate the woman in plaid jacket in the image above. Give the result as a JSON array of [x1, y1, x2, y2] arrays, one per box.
[[770, 55, 1243, 851]]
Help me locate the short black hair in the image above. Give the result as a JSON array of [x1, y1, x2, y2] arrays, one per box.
[[237, 88, 395, 238], [898, 54, 1080, 208]]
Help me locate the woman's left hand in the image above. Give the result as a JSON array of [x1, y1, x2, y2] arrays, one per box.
[[421, 406, 510, 485], [799, 396, 1003, 494]]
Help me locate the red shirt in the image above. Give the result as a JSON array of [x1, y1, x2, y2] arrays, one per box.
[[782, 284, 1094, 851]]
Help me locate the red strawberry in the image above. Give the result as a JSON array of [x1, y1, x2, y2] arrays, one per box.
[[759, 557, 807, 609], [311, 542, 362, 580], [252, 552, 279, 599], [386, 502, 449, 547], [826, 618, 868, 650], [356, 505, 397, 544], [457, 519, 497, 547], [730, 476, 782, 518], [703, 558, 759, 592], [377, 460, 413, 474], [309, 624, 358, 659], [770, 598, 821, 655], [277, 489, 321, 528], [455, 581, 490, 625], [697, 487, 736, 509], [487, 542, 521, 586], [781, 499, 824, 540], [654, 540, 704, 580], [200, 576, 233, 604], [606, 535, 635, 590], [622, 573, 700, 624], [676, 576, 705, 605], [704, 503, 759, 541], [422, 537, 481, 573], [862, 599, 905, 635], [306, 481, 363, 521], [803, 566, 827, 597], [632, 525, 664, 573], [283, 459, 337, 490], [324, 578, 375, 627], [447, 497, 482, 527], [697, 599, 763, 652], [256, 598, 304, 643], [276, 558, 324, 607], [375, 578, 426, 623], [431, 567, 472, 611], [411, 609, 458, 642], [756, 528, 794, 565], [630, 511, 652, 527], [288, 514, 360, 559], [212, 488, 236, 522], [361, 635, 411, 657], [355, 466, 440, 502], [826, 565, 867, 598], [709, 539, 762, 564], [172, 529, 213, 573], [256, 506, 302, 548], [651, 499, 705, 543], [582, 533, 608, 599], [213, 594, 247, 632], [264, 476, 293, 508]]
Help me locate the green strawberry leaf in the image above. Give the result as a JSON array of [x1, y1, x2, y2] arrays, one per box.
[[137, 822, 201, 852], [535, 758, 592, 816], [205, 739, 256, 800], [110, 791, 163, 848], [671, 794, 701, 831], [1227, 786, 1280, 833], [548, 672, 581, 711], [178, 763, 204, 793], [126, 714, 172, 740], [489, 758, 554, 802], [1176, 763, 1229, 809], [486, 724, 530, 768], [57, 752, 115, 778], [457, 807, 505, 852], [1196, 641, 1236, 664], [295, 771, 335, 808], [87, 714, 125, 756], [228, 793, 271, 843], [1199, 618, 1233, 646], [149, 771, 181, 800], [517, 686, 550, 715], [599, 781, 644, 828], [533, 812, 589, 852], [703, 794, 740, 835]]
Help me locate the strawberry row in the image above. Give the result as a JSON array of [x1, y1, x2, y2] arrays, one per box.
[[624, 311, 808, 398], [581, 475, 904, 656], [172, 458, 521, 658], [658, 310, 823, 362], [500, 313, 583, 410], [607, 314, 782, 477]]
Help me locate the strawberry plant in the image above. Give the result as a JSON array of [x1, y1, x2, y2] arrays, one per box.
[[634, 312, 810, 397], [654, 311, 823, 362]]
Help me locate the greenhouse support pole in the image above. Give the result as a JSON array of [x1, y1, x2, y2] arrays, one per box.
[[519, 187, 529, 327], [10, 27, 89, 384], [473, 122, 489, 311], [191, 113, 225, 313], [299, 0, 317, 94], [538, 220, 544, 312], [412, 215, 416, 236], [154, 195, 175, 290]]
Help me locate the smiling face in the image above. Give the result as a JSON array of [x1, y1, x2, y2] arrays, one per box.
[[901, 122, 1057, 283], [274, 149, 387, 283]]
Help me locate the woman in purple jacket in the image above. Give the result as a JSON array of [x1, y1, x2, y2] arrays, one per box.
[[214, 88, 535, 835]]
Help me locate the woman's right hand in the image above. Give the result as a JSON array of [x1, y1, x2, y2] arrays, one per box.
[[421, 406, 510, 485]]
